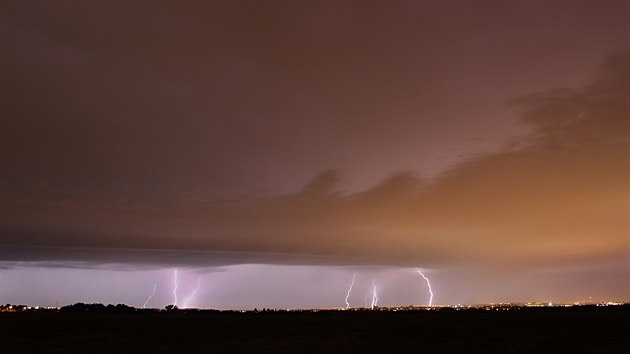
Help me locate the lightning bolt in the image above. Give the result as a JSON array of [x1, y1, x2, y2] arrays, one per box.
[[182, 276, 202, 309], [416, 270, 434, 306], [172, 269, 179, 306], [370, 280, 379, 309], [143, 282, 157, 309], [344, 273, 356, 309]]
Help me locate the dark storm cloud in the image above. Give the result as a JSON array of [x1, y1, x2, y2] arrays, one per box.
[[2, 51, 628, 268], [0, 1, 628, 269], [3, 0, 629, 196]]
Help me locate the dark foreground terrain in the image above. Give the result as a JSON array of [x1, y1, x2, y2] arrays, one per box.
[[1, 307, 627, 353]]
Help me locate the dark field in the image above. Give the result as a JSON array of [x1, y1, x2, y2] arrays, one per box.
[[1, 308, 627, 353]]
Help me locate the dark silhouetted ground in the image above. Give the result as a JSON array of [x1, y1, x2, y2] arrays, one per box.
[[1, 307, 627, 353]]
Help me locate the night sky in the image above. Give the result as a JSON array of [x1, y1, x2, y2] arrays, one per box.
[[1, 0, 628, 308]]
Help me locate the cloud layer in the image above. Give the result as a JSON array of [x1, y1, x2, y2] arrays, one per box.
[[1, 52, 628, 269]]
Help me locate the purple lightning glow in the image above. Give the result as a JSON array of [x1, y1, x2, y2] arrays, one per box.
[[417, 269, 434, 306], [370, 280, 379, 309], [172, 269, 179, 306], [344, 273, 356, 309], [182, 276, 202, 309], [142, 282, 157, 308]]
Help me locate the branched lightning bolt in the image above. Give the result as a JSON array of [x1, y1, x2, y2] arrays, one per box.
[[182, 276, 202, 309], [417, 269, 434, 306], [172, 269, 179, 306], [344, 273, 356, 309], [370, 280, 379, 309], [143, 282, 157, 308]]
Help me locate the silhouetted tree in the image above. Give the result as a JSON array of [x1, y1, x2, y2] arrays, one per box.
[[165, 304, 179, 311], [61, 303, 136, 313]]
